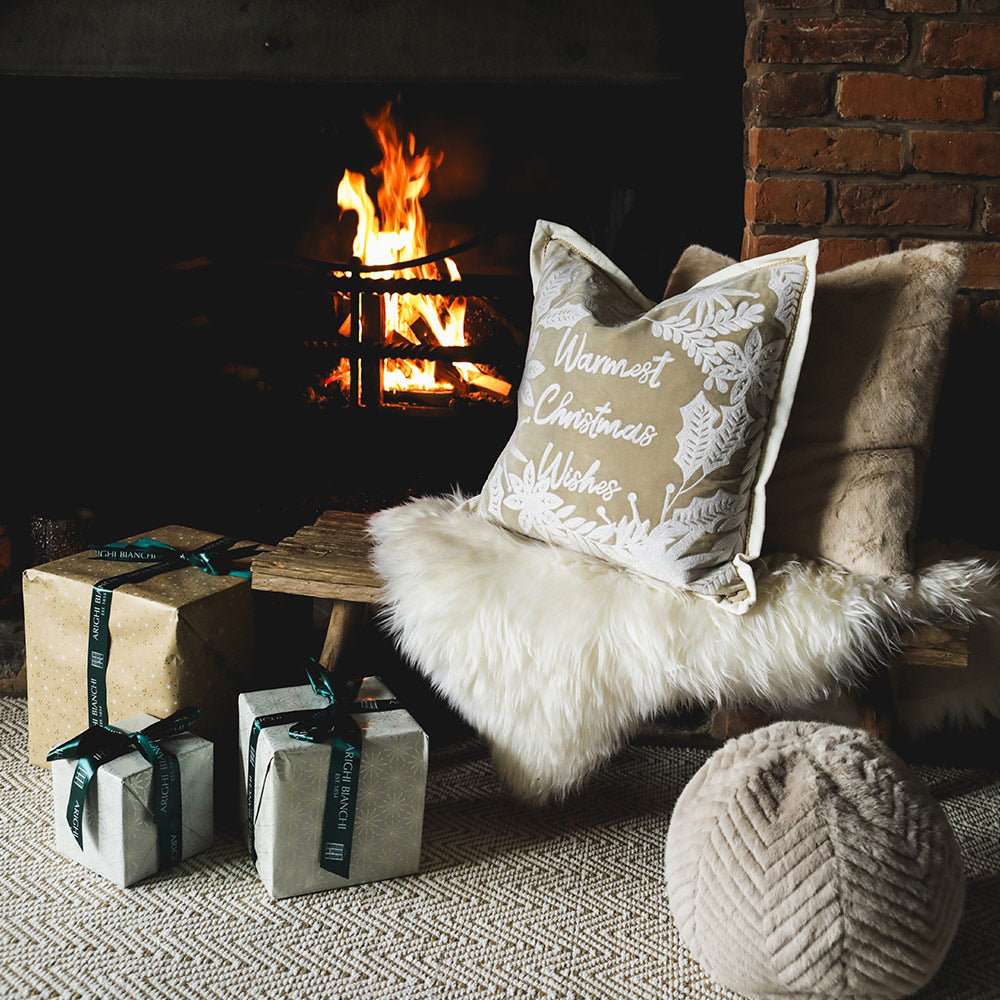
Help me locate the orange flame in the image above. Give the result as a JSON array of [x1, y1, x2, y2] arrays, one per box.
[[332, 104, 476, 397]]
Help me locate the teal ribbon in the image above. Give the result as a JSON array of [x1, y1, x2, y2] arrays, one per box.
[[85, 535, 258, 728], [46, 707, 200, 871], [246, 661, 401, 880]]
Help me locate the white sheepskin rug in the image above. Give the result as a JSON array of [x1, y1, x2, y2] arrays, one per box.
[[369, 494, 1000, 804]]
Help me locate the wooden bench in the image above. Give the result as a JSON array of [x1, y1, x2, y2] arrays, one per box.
[[251, 510, 384, 673], [251, 510, 970, 744]]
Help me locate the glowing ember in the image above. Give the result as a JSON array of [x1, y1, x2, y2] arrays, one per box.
[[328, 103, 496, 401]]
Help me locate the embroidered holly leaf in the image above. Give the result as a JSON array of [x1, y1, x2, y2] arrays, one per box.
[[675, 392, 721, 481], [699, 402, 751, 478], [656, 490, 743, 563], [665, 489, 739, 535]]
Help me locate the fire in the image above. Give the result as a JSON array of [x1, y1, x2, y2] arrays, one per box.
[[328, 103, 483, 399]]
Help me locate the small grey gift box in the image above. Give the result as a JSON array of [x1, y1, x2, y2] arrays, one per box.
[[239, 676, 428, 900], [50, 712, 214, 887]]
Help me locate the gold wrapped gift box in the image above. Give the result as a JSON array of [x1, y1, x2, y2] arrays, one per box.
[[23, 526, 257, 801]]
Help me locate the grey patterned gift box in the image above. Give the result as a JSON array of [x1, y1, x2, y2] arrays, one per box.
[[50, 713, 214, 888], [238, 677, 429, 900]]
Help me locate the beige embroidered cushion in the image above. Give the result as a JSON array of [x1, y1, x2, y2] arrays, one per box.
[[664, 241, 966, 576], [466, 220, 818, 614]]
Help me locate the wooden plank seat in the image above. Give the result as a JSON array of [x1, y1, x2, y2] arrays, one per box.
[[251, 510, 384, 672], [709, 619, 970, 745], [251, 510, 970, 743]]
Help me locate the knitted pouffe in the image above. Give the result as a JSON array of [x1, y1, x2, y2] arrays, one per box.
[[664, 721, 964, 1000]]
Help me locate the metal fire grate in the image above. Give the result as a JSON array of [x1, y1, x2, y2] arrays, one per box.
[[291, 233, 526, 409]]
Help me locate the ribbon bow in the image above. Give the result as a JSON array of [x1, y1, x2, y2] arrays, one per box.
[[246, 660, 401, 879], [47, 706, 200, 871], [91, 536, 260, 577], [85, 535, 259, 729]]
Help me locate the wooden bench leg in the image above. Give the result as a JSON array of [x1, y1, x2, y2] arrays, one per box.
[[317, 599, 369, 674], [708, 704, 777, 742], [855, 662, 897, 744]]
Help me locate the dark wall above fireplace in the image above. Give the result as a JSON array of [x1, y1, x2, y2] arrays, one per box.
[[1, 0, 688, 86], [1, 5, 748, 549]]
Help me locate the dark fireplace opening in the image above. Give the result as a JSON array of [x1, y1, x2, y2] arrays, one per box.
[[4, 42, 745, 549]]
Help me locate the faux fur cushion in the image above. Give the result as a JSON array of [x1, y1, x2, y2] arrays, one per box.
[[465, 220, 819, 615], [369, 493, 1000, 803], [664, 721, 964, 1000], [664, 242, 966, 578]]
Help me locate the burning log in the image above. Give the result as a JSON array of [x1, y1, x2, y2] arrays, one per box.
[[466, 371, 511, 399], [401, 315, 465, 391], [312, 103, 520, 408]]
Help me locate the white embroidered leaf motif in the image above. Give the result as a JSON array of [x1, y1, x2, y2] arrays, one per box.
[[651, 318, 725, 374], [699, 402, 751, 478], [703, 339, 749, 395], [533, 507, 620, 556], [665, 489, 739, 535], [739, 417, 766, 476], [704, 300, 766, 338], [658, 490, 743, 562], [674, 392, 720, 481], [485, 463, 506, 519], [539, 301, 590, 332], [767, 262, 806, 333], [518, 360, 545, 407], [533, 254, 587, 324], [674, 283, 760, 328], [524, 360, 546, 381]]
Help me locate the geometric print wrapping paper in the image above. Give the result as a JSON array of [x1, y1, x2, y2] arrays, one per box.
[[50, 713, 214, 888], [238, 677, 428, 899]]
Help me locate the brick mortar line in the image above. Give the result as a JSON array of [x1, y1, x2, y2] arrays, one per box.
[[747, 226, 1000, 249], [749, 119, 997, 131], [753, 10, 1000, 22], [748, 121, 1000, 131], [745, 67, 1000, 76], [834, 223, 984, 235], [750, 169, 999, 185]]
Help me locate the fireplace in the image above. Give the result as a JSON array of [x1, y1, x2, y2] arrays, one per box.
[[2, 4, 747, 552], [204, 100, 527, 413]]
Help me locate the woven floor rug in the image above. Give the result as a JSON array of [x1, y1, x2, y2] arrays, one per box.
[[1, 694, 998, 1000]]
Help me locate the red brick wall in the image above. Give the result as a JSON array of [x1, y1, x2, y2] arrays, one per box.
[[742, 2, 1000, 548], [744, 3, 999, 282]]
